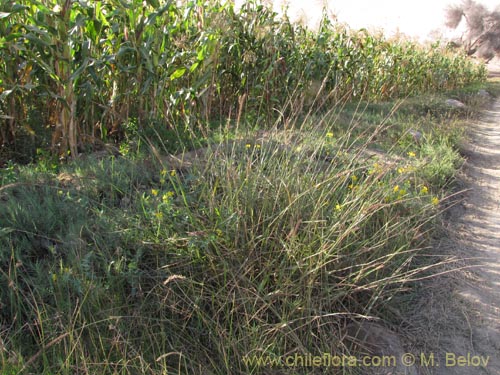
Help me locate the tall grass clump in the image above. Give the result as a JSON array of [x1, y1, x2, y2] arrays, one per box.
[[0, 106, 452, 373], [0, 0, 486, 160]]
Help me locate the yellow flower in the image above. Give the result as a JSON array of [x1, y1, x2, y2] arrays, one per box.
[[420, 186, 428, 194], [398, 167, 405, 174], [155, 212, 164, 220], [335, 203, 342, 211], [245, 143, 251, 149], [161, 169, 167, 177], [160, 178, 166, 185], [170, 170, 176, 177], [255, 144, 261, 149], [162, 191, 175, 203], [326, 132, 334, 138], [407, 151, 416, 158], [351, 175, 358, 182], [432, 197, 439, 206], [393, 185, 400, 193], [151, 189, 159, 196], [398, 189, 407, 196], [369, 162, 383, 175]]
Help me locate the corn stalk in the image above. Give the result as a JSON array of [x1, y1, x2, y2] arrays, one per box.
[[52, 0, 78, 157]]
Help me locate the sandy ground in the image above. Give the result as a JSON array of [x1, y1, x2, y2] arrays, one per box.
[[407, 64, 500, 375], [440, 98, 500, 375]]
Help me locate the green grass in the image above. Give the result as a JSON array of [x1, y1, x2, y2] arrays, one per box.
[[1, 81, 497, 374]]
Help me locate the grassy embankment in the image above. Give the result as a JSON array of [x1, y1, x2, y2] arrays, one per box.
[[0, 1, 494, 374]]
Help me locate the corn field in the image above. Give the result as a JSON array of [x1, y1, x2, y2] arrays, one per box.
[[0, 0, 486, 159]]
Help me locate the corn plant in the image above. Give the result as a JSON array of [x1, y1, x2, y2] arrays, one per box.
[[0, 0, 487, 160]]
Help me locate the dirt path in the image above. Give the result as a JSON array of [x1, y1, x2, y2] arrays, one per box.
[[444, 98, 500, 374], [410, 91, 500, 374]]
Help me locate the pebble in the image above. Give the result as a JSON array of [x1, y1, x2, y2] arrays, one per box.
[[445, 99, 466, 108]]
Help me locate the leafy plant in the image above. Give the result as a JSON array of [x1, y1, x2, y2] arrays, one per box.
[[0, 0, 486, 161]]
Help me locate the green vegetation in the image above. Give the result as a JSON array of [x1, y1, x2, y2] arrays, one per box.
[[0, 0, 485, 160], [0, 0, 493, 374], [1, 87, 494, 374]]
